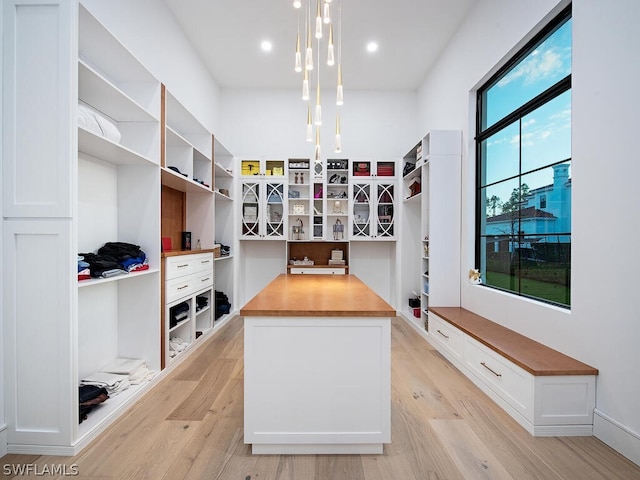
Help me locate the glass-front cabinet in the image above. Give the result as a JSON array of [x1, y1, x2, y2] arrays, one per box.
[[240, 179, 286, 239], [350, 180, 396, 240]]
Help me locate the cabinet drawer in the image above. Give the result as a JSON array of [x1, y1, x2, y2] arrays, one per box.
[[428, 313, 463, 361], [191, 252, 214, 273], [165, 256, 196, 280], [289, 267, 346, 275], [464, 336, 533, 421], [193, 271, 214, 290], [165, 252, 213, 280], [165, 275, 195, 303]]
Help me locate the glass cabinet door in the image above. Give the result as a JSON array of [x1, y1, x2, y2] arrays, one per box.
[[265, 182, 285, 238], [241, 182, 261, 237], [351, 183, 371, 237], [376, 183, 395, 237]]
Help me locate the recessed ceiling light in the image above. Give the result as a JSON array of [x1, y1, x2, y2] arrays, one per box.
[[366, 42, 378, 53], [261, 40, 273, 52]]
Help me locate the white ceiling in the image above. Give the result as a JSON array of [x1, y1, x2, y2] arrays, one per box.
[[163, 0, 475, 91]]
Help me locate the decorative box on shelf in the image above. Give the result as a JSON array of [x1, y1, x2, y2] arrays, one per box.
[[290, 259, 314, 266]]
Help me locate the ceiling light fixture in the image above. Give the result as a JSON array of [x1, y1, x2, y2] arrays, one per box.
[[293, 0, 302, 8], [261, 40, 273, 52], [294, 0, 343, 158], [366, 41, 378, 53]]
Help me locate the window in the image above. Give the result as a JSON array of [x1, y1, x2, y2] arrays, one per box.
[[476, 6, 572, 307], [540, 195, 547, 209]]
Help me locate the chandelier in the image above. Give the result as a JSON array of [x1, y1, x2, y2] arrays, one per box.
[[294, 0, 343, 159]]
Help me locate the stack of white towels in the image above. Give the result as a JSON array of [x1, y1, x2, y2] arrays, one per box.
[[78, 102, 121, 143], [81, 358, 155, 397]]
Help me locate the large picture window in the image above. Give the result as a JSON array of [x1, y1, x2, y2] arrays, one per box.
[[476, 6, 572, 307]]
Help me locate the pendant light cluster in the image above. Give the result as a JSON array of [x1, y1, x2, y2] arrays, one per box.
[[294, 0, 343, 158]]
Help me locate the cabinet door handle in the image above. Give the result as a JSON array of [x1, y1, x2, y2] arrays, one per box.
[[177, 264, 188, 269], [201, 260, 210, 265], [201, 277, 210, 282], [177, 284, 189, 290], [481, 361, 502, 377], [436, 329, 449, 339]]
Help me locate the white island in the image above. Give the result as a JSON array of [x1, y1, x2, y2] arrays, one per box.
[[241, 274, 395, 454]]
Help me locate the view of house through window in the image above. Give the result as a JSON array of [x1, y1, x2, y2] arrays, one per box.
[[476, 6, 572, 307]]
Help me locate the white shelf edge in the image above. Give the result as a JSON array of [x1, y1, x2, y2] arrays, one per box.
[[214, 254, 233, 261], [77, 268, 159, 288], [78, 127, 157, 167], [169, 318, 191, 333]]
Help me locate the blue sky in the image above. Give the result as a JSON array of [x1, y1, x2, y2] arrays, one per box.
[[482, 18, 572, 208]]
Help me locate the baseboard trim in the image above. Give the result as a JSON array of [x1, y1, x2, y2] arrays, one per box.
[[398, 311, 430, 341], [594, 409, 640, 466]]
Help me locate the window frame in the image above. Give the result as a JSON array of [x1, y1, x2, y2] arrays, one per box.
[[475, 4, 572, 307]]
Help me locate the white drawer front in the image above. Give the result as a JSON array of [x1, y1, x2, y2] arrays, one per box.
[[290, 267, 346, 275], [165, 275, 195, 303], [165, 256, 196, 280], [192, 253, 214, 273], [428, 313, 463, 361], [464, 336, 534, 421], [194, 271, 214, 290]]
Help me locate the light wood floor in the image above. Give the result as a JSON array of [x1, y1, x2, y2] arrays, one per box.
[[2, 316, 639, 480]]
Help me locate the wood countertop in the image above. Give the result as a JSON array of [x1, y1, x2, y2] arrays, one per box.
[[240, 274, 396, 317], [430, 307, 598, 376]]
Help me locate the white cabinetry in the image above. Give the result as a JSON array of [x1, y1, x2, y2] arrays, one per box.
[[428, 311, 597, 436], [213, 140, 235, 323], [287, 158, 313, 241], [240, 178, 286, 239], [400, 131, 461, 332], [2, 2, 161, 454], [350, 179, 397, 240], [164, 253, 214, 364]]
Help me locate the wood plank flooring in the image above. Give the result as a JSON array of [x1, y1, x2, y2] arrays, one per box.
[[2, 316, 639, 480]]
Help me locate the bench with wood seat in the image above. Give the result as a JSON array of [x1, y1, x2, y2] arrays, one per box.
[[428, 306, 598, 436]]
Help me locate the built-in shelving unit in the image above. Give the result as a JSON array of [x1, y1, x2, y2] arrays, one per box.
[[213, 140, 235, 324], [400, 131, 462, 333]]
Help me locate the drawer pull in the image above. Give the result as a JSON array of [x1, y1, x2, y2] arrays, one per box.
[[437, 329, 449, 339], [481, 362, 502, 377], [201, 260, 210, 265], [176, 264, 189, 269], [177, 285, 189, 290], [201, 277, 211, 282]]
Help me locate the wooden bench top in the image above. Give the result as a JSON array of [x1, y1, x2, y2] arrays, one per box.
[[429, 307, 598, 376]]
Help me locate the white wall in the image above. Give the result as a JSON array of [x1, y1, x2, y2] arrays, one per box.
[[219, 89, 418, 160], [417, 0, 640, 464], [221, 88, 417, 303], [81, 0, 221, 134]]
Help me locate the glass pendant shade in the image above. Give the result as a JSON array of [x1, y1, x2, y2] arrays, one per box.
[[315, 0, 323, 38], [302, 69, 310, 100], [293, 0, 301, 8], [306, 105, 313, 142], [315, 128, 321, 160], [327, 24, 335, 66], [323, 2, 331, 24]]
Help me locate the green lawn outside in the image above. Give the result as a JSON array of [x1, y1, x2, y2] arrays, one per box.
[[485, 270, 570, 306]]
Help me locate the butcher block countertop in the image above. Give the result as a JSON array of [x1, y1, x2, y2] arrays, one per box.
[[240, 274, 396, 317]]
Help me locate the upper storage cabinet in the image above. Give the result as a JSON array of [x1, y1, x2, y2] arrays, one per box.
[[241, 158, 286, 178]]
